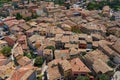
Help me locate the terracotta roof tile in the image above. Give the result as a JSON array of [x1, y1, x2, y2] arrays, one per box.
[[4, 36, 15, 47], [70, 58, 91, 73], [11, 65, 37, 80], [55, 50, 70, 59], [17, 56, 31, 66]]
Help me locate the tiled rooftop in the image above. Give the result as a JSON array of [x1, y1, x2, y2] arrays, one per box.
[[70, 58, 91, 72]]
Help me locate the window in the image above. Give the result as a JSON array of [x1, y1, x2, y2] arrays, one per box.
[[79, 38, 85, 40], [81, 73, 86, 76], [74, 73, 78, 76]]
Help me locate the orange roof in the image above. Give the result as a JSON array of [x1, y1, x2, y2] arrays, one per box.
[[112, 38, 120, 54], [11, 69, 28, 80], [11, 65, 37, 80], [64, 20, 77, 27], [0, 54, 5, 59], [48, 65, 61, 80], [79, 9, 90, 16], [3, 16, 16, 21], [4, 36, 15, 47], [48, 59, 61, 66], [61, 36, 70, 43], [48, 58, 71, 80], [103, 6, 110, 11], [18, 35, 26, 41], [14, 44, 24, 57], [93, 59, 113, 73], [48, 58, 71, 70], [18, 35, 28, 50], [43, 49, 52, 55], [17, 56, 31, 66], [55, 50, 70, 59], [85, 50, 109, 63], [70, 58, 91, 73], [54, 27, 65, 34], [47, 59, 62, 80], [60, 49, 69, 53], [0, 59, 7, 66], [59, 59, 71, 71]]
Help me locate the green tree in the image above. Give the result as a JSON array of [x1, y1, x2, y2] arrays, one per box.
[[37, 75, 43, 80], [1, 46, 11, 57], [98, 74, 110, 80], [26, 53, 33, 59], [0, 4, 3, 8], [76, 76, 89, 80], [64, 3, 71, 9], [31, 13, 39, 19], [107, 61, 115, 68], [37, 0, 42, 2], [45, 46, 56, 51], [16, 13, 22, 20], [87, 0, 120, 11], [58, 0, 65, 5], [34, 56, 44, 67], [24, 51, 36, 59], [24, 17, 31, 21], [30, 51, 36, 58], [87, 2, 99, 10], [54, 0, 65, 5], [71, 29, 81, 34]]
